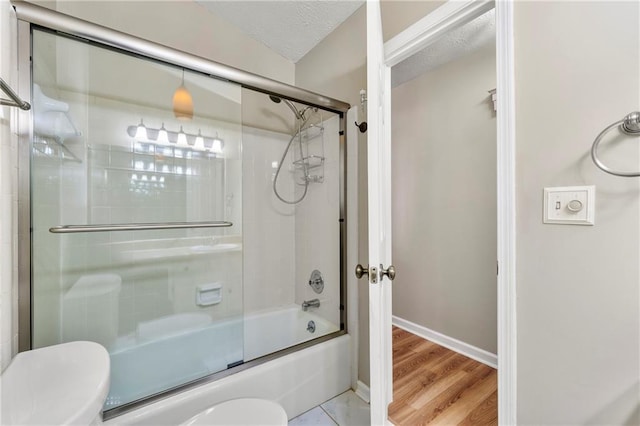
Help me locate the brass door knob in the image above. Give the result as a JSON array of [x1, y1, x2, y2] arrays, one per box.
[[380, 265, 396, 281], [355, 264, 369, 279]]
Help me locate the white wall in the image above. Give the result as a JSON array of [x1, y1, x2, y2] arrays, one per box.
[[515, 2, 640, 424], [0, 0, 19, 372], [391, 44, 497, 354]]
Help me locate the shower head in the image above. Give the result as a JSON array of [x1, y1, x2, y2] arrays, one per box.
[[269, 94, 303, 120]]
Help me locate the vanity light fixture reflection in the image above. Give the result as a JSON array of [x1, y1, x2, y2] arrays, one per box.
[[126, 120, 224, 154]]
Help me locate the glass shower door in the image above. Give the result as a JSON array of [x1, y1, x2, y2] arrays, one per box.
[[30, 29, 243, 410]]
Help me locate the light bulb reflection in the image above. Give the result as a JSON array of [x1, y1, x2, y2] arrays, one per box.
[[195, 129, 204, 149], [157, 123, 169, 144], [211, 138, 223, 154], [177, 126, 188, 146], [134, 119, 148, 140]]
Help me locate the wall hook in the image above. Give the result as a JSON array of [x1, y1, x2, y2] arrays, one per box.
[[355, 89, 367, 133]]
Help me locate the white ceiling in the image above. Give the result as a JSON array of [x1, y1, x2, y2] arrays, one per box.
[[196, 1, 365, 63], [391, 9, 495, 88]]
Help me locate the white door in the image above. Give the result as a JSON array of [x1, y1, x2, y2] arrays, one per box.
[[363, 1, 516, 424], [364, 0, 394, 424]]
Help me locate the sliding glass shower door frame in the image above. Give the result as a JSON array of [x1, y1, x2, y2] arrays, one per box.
[[14, 2, 350, 419]]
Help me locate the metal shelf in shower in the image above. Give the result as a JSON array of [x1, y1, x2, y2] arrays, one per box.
[[293, 124, 326, 183], [293, 155, 324, 170]]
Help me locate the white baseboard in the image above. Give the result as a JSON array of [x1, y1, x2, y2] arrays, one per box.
[[392, 316, 498, 369], [354, 380, 370, 403]]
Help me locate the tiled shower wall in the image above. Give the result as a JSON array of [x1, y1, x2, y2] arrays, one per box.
[[294, 115, 341, 327], [243, 126, 296, 313], [242, 115, 341, 326]]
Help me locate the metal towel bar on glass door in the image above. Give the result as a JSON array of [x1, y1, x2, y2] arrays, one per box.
[[591, 111, 640, 177], [49, 221, 233, 233], [0, 77, 30, 110]]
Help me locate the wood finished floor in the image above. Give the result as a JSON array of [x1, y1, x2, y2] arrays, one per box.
[[388, 326, 497, 426]]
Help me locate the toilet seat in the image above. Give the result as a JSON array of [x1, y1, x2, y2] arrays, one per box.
[[181, 398, 288, 426]]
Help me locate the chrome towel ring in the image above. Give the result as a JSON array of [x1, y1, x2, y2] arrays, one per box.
[[591, 111, 640, 177]]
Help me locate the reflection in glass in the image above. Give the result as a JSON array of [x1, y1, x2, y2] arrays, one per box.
[[31, 29, 243, 409]]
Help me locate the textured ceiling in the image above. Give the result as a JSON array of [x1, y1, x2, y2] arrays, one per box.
[[392, 9, 495, 88], [196, 1, 364, 63]]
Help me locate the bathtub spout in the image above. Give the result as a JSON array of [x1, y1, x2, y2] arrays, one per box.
[[302, 299, 320, 311]]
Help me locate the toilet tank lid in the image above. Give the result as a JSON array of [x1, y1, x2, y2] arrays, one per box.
[[0, 341, 110, 426]]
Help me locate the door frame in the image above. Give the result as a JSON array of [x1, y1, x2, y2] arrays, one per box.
[[376, 0, 517, 423]]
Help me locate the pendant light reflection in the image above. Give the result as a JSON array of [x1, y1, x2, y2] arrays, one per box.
[[173, 69, 194, 121]]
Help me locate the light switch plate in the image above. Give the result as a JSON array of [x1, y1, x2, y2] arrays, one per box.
[[543, 186, 595, 225]]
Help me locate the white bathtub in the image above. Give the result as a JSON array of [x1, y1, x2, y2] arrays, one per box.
[[244, 306, 339, 361], [103, 306, 349, 424]]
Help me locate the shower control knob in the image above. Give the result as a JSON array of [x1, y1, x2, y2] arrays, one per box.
[[355, 264, 369, 279], [380, 265, 396, 281]]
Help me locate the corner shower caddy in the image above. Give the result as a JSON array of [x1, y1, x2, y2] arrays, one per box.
[[293, 123, 325, 184]]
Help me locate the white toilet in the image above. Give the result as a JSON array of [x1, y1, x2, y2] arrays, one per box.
[[181, 398, 288, 426], [0, 341, 110, 426], [1, 340, 287, 426]]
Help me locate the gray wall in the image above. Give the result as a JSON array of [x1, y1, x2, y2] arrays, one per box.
[[380, 0, 444, 42], [47, 1, 294, 84], [391, 44, 497, 354], [515, 1, 639, 424], [295, 5, 370, 386]]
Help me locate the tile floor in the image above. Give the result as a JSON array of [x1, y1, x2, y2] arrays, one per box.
[[288, 390, 370, 425]]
